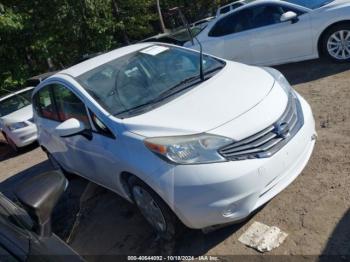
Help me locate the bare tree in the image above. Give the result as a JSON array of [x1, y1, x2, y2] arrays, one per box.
[[156, 0, 166, 33]]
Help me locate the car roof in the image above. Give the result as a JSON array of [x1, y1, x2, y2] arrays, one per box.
[[0, 86, 35, 102], [218, 0, 244, 10], [60, 43, 152, 78], [193, 16, 215, 24], [26, 71, 59, 83], [25, 71, 59, 88]]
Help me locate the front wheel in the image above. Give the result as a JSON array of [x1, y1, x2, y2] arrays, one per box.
[[323, 25, 350, 62], [128, 177, 180, 240]]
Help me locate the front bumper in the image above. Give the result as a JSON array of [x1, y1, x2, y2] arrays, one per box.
[[8, 124, 38, 147], [170, 95, 316, 229]]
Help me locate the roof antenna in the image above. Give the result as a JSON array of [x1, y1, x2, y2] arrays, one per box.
[[169, 7, 204, 81]]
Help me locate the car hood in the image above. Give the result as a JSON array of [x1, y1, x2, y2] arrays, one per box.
[[321, 0, 350, 8], [122, 62, 275, 137], [1, 105, 33, 124], [332, 0, 349, 4]]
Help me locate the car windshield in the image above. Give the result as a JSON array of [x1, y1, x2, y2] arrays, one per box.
[[77, 45, 225, 117], [283, 0, 335, 9], [0, 89, 32, 117]]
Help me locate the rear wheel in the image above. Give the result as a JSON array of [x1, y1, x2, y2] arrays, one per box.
[[128, 176, 181, 240], [322, 25, 350, 62]]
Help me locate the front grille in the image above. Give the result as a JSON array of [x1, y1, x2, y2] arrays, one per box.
[[219, 93, 304, 161]]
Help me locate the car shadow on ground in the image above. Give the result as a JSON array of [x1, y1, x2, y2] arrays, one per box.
[[274, 59, 350, 85], [0, 140, 40, 162], [63, 181, 254, 259], [320, 209, 350, 260], [0, 164, 251, 259], [0, 161, 89, 242], [0, 140, 15, 161]]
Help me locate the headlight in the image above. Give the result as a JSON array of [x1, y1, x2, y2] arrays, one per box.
[[7, 122, 28, 131], [144, 134, 233, 165], [263, 67, 292, 95]]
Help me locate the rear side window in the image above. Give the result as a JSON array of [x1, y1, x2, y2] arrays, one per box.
[[34, 86, 60, 121], [210, 4, 305, 37], [209, 10, 251, 37], [230, 2, 245, 11], [52, 84, 90, 127], [220, 6, 231, 14]]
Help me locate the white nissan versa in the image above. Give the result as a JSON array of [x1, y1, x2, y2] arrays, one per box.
[[33, 43, 316, 239]]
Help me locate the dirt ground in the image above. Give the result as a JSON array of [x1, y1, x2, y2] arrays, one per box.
[[0, 59, 349, 260]]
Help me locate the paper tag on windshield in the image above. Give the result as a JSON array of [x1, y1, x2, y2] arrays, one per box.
[[141, 45, 169, 56]]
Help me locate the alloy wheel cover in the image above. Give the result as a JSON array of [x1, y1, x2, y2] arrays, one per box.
[[132, 186, 167, 233], [327, 30, 350, 60]]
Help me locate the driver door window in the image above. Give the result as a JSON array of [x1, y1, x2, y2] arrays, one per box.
[[249, 5, 285, 29], [209, 5, 286, 37], [248, 4, 305, 30], [209, 10, 252, 37], [52, 84, 91, 128], [248, 4, 311, 64], [34, 87, 60, 121]]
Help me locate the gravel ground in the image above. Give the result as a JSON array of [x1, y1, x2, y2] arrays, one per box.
[[0, 59, 349, 260]]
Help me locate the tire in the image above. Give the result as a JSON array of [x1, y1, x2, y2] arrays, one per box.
[[322, 24, 350, 62], [128, 176, 181, 240], [3, 133, 19, 153]]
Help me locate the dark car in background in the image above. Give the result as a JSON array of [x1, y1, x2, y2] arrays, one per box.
[[0, 171, 83, 261]]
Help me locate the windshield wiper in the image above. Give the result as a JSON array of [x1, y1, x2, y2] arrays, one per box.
[[154, 75, 202, 101], [115, 75, 201, 117], [115, 101, 160, 117]]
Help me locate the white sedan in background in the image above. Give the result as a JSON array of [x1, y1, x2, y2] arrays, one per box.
[[188, 0, 350, 65], [0, 87, 37, 151]]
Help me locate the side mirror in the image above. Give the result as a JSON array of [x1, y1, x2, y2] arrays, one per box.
[[15, 171, 68, 238], [55, 118, 92, 140], [280, 11, 298, 23]]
